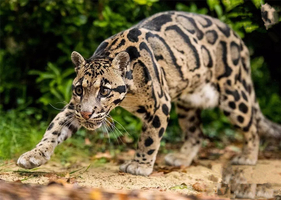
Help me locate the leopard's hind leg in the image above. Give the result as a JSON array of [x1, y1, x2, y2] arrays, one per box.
[[219, 81, 259, 165], [165, 104, 204, 166]]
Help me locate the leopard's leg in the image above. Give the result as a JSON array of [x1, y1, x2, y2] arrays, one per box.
[[119, 95, 171, 176], [219, 86, 259, 165], [165, 104, 203, 166], [17, 102, 80, 169]]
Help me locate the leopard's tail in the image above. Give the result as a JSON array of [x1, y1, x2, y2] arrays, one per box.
[[256, 106, 281, 139]]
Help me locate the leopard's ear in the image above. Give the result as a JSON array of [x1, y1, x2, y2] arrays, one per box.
[[71, 51, 85, 72], [112, 52, 130, 76]]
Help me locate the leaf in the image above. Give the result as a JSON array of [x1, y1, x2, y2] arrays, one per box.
[[47, 62, 60, 77], [214, 4, 223, 18], [222, 0, 244, 11], [207, 0, 220, 11], [50, 88, 63, 101], [36, 73, 55, 83], [252, 0, 264, 8]]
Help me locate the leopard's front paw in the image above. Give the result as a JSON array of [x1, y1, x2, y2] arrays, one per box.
[[119, 160, 153, 176], [231, 153, 257, 165], [165, 153, 193, 166], [17, 148, 50, 169]]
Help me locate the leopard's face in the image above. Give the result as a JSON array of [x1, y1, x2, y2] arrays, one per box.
[[70, 51, 129, 130]]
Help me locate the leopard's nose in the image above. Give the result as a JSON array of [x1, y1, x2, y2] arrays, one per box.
[[80, 111, 92, 120]]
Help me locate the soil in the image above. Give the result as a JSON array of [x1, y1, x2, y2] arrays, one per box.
[[1, 150, 281, 199]]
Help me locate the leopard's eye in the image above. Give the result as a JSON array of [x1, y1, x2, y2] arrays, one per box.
[[100, 86, 111, 97], [75, 85, 83, 96]]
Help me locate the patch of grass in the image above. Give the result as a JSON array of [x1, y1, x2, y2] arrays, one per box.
[[0, 107, 130, 166], [0, 108, 47, 160]]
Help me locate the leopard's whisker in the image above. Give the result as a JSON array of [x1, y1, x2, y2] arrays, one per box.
[[102, 121, 111, 144], [105, 118, 125, 145], [109, 116, 131, 136], [49, 104, 66, 111]]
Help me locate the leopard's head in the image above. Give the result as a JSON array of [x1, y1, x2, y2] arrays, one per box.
[[70, 51, 130, 130]]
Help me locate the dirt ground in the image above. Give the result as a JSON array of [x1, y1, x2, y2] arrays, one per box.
[[1, 150, 281, 199]]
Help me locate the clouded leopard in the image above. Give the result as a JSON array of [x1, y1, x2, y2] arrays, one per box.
[[18, 11, 281, 176]]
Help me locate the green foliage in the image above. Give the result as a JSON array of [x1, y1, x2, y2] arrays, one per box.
[[176, 3, 208, 14], [29, 62, 74, 107], [93, 6, 130, 35], [0, 107, 46, 160], [251, 57, 281, 122]]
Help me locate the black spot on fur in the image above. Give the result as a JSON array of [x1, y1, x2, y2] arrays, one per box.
[[165, 25, 200, 72], [113, 99, 122, 105], [59, 120, 71, 127], [243, 108, 253, 132], [48, 122, 54, 131], [114, 39, 126, 50], [239, 102, 248, 113], [136, 153, 140, 157], [127, 28, 142, 42], [205, 30, 218, 44], [147, 149, 155, 155], [142, 125, 147, 132], [230, 41, 240, 65], [189, 126, 196, 133], [134, 60, 151, 83], [65, 112, 73, 117], [224, 111, 231, 116], [137, 106, 146, 113], [68, 103, 75, 110], [139, 42, 160, 81], [201, 16, 213, 27], [110, 38, 118, 47], [141, 14, 172, 31], [229, 101, 236, 109], [226, 89, 240, 101], [226, 80, 231, 86], [69, 124, 78, 134], [136, 106, 153, 122], [178, 114, 186, 119], [113, 85, 126, 94], [248, 85, 252, 94], [201, 45, 213, 68], [144, 137, 153, 147], [145, 32, 184, 79], [217, 41, 233, 79], [126, 46, 140, 60], [242, 79, 248, 92], [189, 116, 196, 122], [237, 115, 244, 123], [162, 104, 169, 116], [159, 128, 164, 137], [177, 15, 204, 40], [216, 22, 231, 37], [52, 131, 58, 135], [177, 104, 190, 112], [152, 115, 161, 128], [241, 91, 248, 101]]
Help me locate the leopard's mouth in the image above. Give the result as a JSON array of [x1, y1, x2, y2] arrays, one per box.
[[81, 119, 103, 130]]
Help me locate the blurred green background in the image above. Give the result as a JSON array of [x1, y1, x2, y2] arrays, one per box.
[[0, 0, 280, 161]]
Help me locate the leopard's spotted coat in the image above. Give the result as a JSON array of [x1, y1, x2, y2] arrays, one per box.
[[18, 11, 281, 176]]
